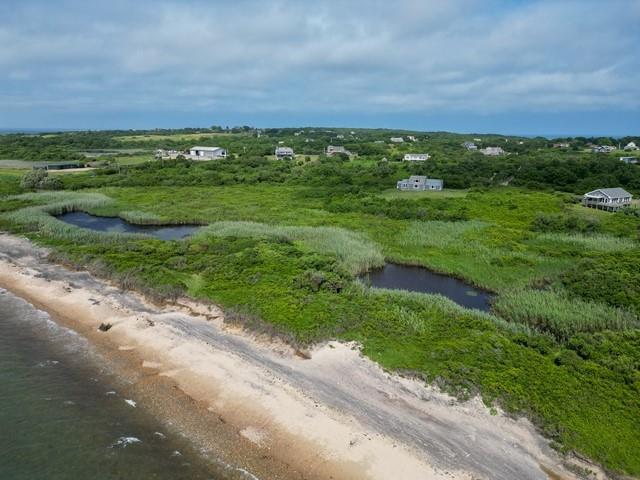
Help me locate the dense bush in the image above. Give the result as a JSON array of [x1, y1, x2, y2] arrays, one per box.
[[20, 170, 63, 190]]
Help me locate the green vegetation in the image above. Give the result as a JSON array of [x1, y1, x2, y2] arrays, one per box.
[[200, 221, 384, 274], [493, 289, 639, 339], [1, 128, 640, 475]]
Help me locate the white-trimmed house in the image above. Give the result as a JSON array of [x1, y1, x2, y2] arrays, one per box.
[[620, 157, 638, 165], [462, 141, 478, 151], [403, 153, 431, 162], [188, 146, 228, 160], [480, 146, 505, 156], [582, 188, 633, 212], [275, 146, 294, 159], [397, 175, 443, 191], [624, 142, 639, 151], [326, 145, 352, 157]]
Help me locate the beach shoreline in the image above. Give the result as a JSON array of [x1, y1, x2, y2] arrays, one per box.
[[0, 233, 606, 480]]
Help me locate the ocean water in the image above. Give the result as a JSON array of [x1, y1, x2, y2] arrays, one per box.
[[0, 288, 228, 480]]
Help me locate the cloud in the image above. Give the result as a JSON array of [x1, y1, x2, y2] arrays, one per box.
[[0, 0, 639, 124]]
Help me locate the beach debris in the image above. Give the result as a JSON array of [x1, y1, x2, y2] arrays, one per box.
[[105, 390, 117, 396], [153, 432, 166, 439], [124, 399, 137, 407], [294, 349, 311, 360], [110, 436, 142, 448], [171, 450, 182, 457], [98, 322, 112, 332]]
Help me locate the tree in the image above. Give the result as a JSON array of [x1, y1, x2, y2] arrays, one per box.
[[20, 169, 63, 190]]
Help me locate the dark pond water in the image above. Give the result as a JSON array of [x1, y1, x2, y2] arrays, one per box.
[[56, 212, 201, 240], [362, 264, 493, 311]]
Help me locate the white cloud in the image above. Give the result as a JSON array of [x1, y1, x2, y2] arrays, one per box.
[[0, 0, 638, 116]]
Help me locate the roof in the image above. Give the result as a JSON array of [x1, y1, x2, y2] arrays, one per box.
[[190, 146, 224, 151], [585, 188, 632, 198]]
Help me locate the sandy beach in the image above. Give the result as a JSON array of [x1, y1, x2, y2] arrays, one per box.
[[0, 233, 607, 480]]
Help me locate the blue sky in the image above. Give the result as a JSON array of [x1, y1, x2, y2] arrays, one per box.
[[1, 0, 639, 135]]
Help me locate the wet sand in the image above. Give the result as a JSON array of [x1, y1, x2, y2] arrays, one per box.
[[0, 233, 608, 480]]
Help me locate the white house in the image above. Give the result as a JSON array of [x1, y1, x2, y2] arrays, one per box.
[[188, 146, 228, 160], [403, 153, 431, 162], [620, 156, 638, 165], [591, 145, 615, 153], [462, 141, 478, 151], [480, 146, 505, 156], [582, 188, 633, 212], [397, 176, 443, 191], [624, 142, 639, 151], [407, 135, 417, 142], [275, 146, 294, 159], [326, 145, 351, 157], [390, 137, 405, 143]]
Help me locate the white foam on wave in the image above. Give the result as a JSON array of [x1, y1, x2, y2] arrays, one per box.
[[110, 436, 142, 448]]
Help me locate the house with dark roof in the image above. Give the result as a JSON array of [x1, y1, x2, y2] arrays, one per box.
[[582, 188, 633, 211], [397, 175, 443, 191]]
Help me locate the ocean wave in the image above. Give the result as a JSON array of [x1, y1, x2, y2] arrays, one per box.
[[110, 436, 142, 448]]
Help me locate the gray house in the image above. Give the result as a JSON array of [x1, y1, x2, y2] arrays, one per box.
[[188, 146, 228, 160], [397, 175, 443, 191], [275, 146, 294, 159], [582, 188, 633, 211]]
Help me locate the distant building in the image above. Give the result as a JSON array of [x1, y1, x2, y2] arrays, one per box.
[[33, 161, 82, 171], [462, 141, 478, 151], [403, 153, 431, 162], [591, 145, 615, 153], [326, 145, 351, 157], [582, 188, 633, 212], [620, 156, 638, 164], [397, 176, 443, 191], [155, 149, 183, 159], [407, 135, 417, 142], [624, 142, 639, 151], [480, 146, 505, 156], [336, 134, 345, 139], [553, 143, 570, 149], [275, 146, 294, 159], [390, 137, 404, 143], [188, 146, 228, 160]]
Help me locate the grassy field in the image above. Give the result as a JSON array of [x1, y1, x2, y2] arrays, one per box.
[[380, 188, 469, 199], [1, 152, 640, 475]]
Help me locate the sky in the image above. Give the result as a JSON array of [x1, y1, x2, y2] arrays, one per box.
[[1, 0, 639, 136]]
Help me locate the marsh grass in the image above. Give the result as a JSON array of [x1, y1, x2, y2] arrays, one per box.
[[363, 285, 534, 336], [399, 220, 489, 249], [493, 289, 639, 339], [536, 232, 636, 252], [3, 192, 145, 243], [199, 221, 385, 274]]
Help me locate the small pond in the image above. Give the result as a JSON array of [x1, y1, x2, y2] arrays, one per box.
[[362, 263, 493, 311], [56, 211, 202, 240]]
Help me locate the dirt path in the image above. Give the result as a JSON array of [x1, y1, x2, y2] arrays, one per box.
[[0, 233, 605, 480]]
